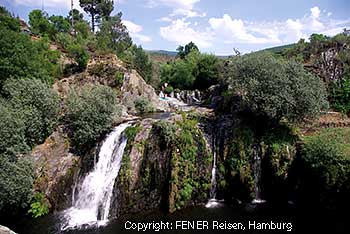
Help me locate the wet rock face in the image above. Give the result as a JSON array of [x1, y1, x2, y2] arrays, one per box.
[[110, 115, 213, 218], [30, 127, 81, 211]]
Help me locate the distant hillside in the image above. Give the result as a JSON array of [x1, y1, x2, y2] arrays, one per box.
[[261, 43, 296, 55], [147, 50, 177, 57]]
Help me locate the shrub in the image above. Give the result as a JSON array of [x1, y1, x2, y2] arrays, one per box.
[[3, 79, 60, 147], [300, 135, 350, 207], [0, 155, 34, 215], [0, 102, 28, 156], [222, 52, 329, 123], [153, 120, 176, 147], [115, 71, 124, 86], [65, 85, 118, 152], [134, 97, 154, 114], [67, 43, 90, 71], [28, 192, 49, 218]]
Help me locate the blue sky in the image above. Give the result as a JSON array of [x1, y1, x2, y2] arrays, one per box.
[[1, 0, 350, 55]]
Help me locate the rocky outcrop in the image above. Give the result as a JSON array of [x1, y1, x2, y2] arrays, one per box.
[[30, 127, 80, 211], [53, 54, 127, 98], [121, 70, 170, 113], [110, 114, 213, 218]]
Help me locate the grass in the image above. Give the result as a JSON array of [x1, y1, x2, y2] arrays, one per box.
[[302, 127, 350, 156]]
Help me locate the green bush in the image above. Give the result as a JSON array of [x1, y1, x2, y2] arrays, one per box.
[[0, 102, 28, 156], [134, 97, 154, 114], [124, 124, 141, 142], [65, 85, 118, 152], [153, 120, 176, 147], [0, 155, 34, 215], [115, 71, 124, 86], [300, 136, 350, 206], [28, 192, 49, 218], [67, 43, 90, 71], [3, 79, 60, 147], [222, 52, 328, 123]]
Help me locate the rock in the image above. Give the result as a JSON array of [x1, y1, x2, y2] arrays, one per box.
[[121, 70, 170, 113], [30, 127, 80, 211], [0, 225, 16, 234]]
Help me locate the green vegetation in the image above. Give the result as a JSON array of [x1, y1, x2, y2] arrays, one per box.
[[168, 114, 211, 211], [300, 129, 350, 207], [79, 0, 114, 32], [65, 85, 118, 152], [160, 42, 220, 90], [3, 79, 60, 147], [221, 52, 328, 123], [0, 155, 34, 215], [274, 33, 350, 114], [134, 97, 154, 114], [28, 192, 49, 218], [124, 124, 142, 142]]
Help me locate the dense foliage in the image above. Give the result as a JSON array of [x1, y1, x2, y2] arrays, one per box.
[[282, 33, 350, 114], [0, 28, 57, 91], [221, 52, 328, 123], [160, 42, 220, 90], [3, 79, 60, 147], [65, 85, 119, 152], [300, 130, 350, 207], [0, 154, 34, 215]]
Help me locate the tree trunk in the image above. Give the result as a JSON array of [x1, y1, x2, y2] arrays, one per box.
[[92, 13, 95, 32]]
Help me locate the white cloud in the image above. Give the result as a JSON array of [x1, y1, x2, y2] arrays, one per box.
[[310, 6, 321, 19], [148, 0, 204, 18], [160, 18, 213, 48], [147, 0, 200, 10], [122, 20, 142, 33], [207, 6, 349, 47], [122, 20, 152, 43], [209, 14, 279, 44], [157, 16, 172, 22]]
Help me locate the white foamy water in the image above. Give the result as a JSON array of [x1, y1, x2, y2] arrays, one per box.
[[61, 123, 131, 230], [205, 146, 224, 208]]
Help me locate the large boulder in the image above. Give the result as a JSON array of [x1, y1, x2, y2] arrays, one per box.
[[30, 127, 80, 211], [121, 70, 170, 113]]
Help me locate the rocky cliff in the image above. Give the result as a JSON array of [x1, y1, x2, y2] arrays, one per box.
[[110, 113, 213, 218]]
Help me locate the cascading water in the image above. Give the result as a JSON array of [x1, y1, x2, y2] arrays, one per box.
[[205, 138, 223, 208], [61, 123, 131, 230], [252, 145, 266, 204]]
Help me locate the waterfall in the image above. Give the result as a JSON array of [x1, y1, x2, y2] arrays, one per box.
[[61, 123, 131, 230], [252, 145, 266, 204], [205, 138, 222, 208]]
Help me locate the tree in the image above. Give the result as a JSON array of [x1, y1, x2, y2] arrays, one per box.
[[67, 9, 84, 23], [193, 53, 219, 90], [132, 45, 153, 82], [0, 28, 54, 91], [96, 12, 132, 54], [177, 41, 199, 59], [79, 0, 114, 32], [28, 10, 53, 36], [0, 10, 20, 32], [49, 15, 70, 34], [223, 52, 328, 123]]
